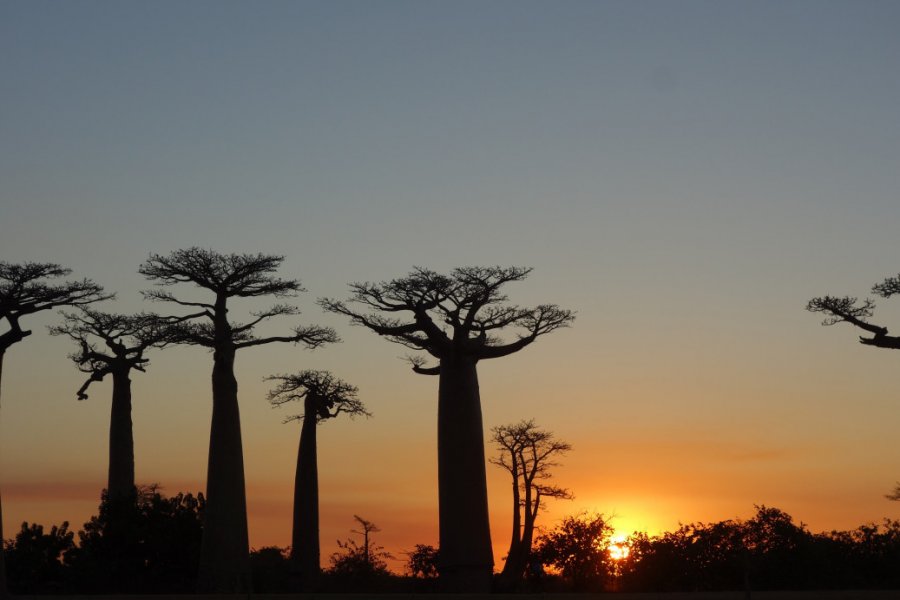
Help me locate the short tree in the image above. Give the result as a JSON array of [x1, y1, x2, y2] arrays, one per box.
[[267, 370, 368, 587], [3, 521, 75, 593], [328, 515, 394, 585], [405, 544, 439, 579], [50, 309, 172, 500], [491, 419, 572, 588], [70, 485, 205, 593], [536, 512, 615, 591], [140, 248, 337, 592], [0, 262, 109, 599], [322, 266, 574, 591]]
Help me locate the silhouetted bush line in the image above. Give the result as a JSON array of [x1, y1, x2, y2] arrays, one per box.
[[4, 498, 899, 593], [562, 507, 900, 594]]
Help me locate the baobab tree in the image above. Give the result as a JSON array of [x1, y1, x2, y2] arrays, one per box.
[[491, 419, 572, 589], [806, 278, 900, 350], [808, 277, 900, 507], [49, 308, 172, 500], [321, 266, 574, 591], [266, 370, 369, 588], [0, 262, 109, 599], [140, 248, 338, 593]]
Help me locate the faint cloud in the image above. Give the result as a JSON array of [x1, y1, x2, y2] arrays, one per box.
[[3, 480, 103, 501]]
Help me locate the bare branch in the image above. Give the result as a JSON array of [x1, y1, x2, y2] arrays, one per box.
[[232, 304, 301, 334], [406, 354, 441, 376], [140, 248, 304, 297], [0, 262, 110, 327], [76, 365, 113, 400], [806, 296, 882, 331], [534, 484, 574, 501], [479, 304, 575, 360], [49, 308, 173, 396], [805, 295, 900, 348], [873, 275, 900, 299], [141, 289, 215, 311], [887, 483, 900, 502], [267, 370, 369, 423], [324, 266, 574, 361]]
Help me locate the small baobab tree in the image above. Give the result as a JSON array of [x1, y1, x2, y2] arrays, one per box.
[[321, 266, 574, 591], [140, 248, 338, 593], [491, 419, 572, 588], [49, 308, 172, 500], [266, 370, 369, 588], [0, 262, 109, 599]]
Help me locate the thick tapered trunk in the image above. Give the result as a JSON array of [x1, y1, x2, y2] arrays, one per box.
[[0, 350, 8, 600], [107, 369, 136, 500], [437, 355, 493, 592], [197, 346, 251, 592], [290, 403, 320, 587]]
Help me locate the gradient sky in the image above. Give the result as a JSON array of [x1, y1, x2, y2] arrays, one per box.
[[2, 0, 900, 570]]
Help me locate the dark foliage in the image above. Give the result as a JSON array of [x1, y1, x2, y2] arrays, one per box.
[[616, 506, 900, 593], [3, 522, 75, 593], [3, 500, 900, 593], [535, 511, 615, 591], [404, 544, 440, 592], [405, 543, 439, 579], [322, 516, 396, 592], [249, 546, 292, 592], [66, 487, 204, 593]]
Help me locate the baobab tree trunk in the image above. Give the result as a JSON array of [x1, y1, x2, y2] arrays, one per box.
[[437, 355, 493, 592], [499, 461, 522, 587], [291, 399, 320, 588], [503, 475, 538, 587], [197, 346, 251, 592], [518, 492, 541, 582], [0, 350, 8, 600], [107, 369, 135, 500]]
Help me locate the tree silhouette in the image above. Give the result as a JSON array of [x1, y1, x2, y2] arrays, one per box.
[[405, 544, 439, 579], [806, 291, 900, 348], [491, 419, 572, 588], [49, 309, 172, 500], [67, 484, 205, 594], [321, 266, 574, 591], [888, 484, 900, 501], [70, 485, 205, 593], [0, 262, 109, 599], [808, 278, 900, 509], [139, 248, 337, 592], [328, 515, 393, 579], [267, 370, 369, 588], [535, 512, 615, 591], [3, 521, 75, 593]]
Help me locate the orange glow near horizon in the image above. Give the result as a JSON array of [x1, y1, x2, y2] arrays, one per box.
[[608, 541, 630, 562]]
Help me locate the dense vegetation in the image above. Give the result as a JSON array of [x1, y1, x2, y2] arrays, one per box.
[[4, 496, 899, 593]]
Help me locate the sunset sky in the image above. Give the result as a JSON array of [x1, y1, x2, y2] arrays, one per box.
[[2, 0, 900, 570]]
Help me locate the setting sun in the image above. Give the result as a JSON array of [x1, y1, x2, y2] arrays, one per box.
[[608, 534, 631, 561]]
